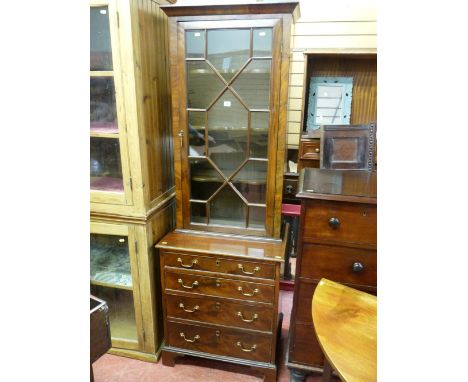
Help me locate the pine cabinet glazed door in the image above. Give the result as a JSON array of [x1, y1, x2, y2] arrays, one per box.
[[90, 221, 144, 351], [90, 1, 133, 207]]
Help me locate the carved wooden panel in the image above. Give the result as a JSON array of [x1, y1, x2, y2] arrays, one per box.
[[320, 123, 376, 170]]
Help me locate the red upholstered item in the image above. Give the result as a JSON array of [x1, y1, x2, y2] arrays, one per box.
[[281, 203, 301, 216]]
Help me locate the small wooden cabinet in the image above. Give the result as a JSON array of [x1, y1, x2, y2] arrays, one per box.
[[286, 168, 376, 381], [157, 231, 286, 382]]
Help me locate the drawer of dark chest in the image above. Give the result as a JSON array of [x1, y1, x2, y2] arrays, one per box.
[[166, 320, 272, 363], [301, 244, 377, 286], [165, 270, 275, 304], [162, 251, 275, 280], [165, 293, 274, 332], [302, 200, 376, 247]]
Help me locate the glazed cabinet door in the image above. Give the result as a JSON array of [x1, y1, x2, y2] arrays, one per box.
[[175, 19, 283, 237], [90, 222, 144, 351], [90, 1, 133, 206]]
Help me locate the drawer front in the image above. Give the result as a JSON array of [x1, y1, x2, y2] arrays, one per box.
[[167, 320, 272, 363], [165, 293, 274, 332], [303, 200, 376, 247], [289, 322, 324, 367], [163, 252, 275, 280], [300, 139, 321, 160], [301, 244, 377, 286], [165, 271, 275, 304]]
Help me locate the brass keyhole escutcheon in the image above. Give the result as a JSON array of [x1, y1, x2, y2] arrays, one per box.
[[215, 259, 220, 267], [215, 279, 221, 287], [215, 302, 221, 310], [363, 211, 367, 217]]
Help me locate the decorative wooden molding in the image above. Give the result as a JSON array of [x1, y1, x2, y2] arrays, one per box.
[[161, 1, 300, 21]]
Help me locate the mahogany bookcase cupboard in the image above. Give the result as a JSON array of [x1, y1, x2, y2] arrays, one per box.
[[90, 0, 175, 361], [156, 2, 299, 381]]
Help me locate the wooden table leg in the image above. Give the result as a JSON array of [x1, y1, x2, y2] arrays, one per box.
[[90, 364, 94, 382], [322, 358, 333, 382]]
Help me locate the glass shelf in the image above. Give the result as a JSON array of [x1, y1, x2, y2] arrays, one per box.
[[90, 122, 119, 135]]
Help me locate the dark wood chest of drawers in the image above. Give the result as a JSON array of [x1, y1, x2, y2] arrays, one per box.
[[156, 231, 286, 382], [286, 168, 377, 381]]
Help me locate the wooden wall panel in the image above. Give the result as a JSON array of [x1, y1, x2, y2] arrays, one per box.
[[305, 55, 377, 125]]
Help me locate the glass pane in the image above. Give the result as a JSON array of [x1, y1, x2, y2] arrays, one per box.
[[210, 185, 246, 227], [90, 234, 132, 288], [186, 30, 205, 58], [189, 158, 224, 201], [90, 7, 113, 71], [249, 206, 266, 229], [232, 59, 271, 110], [90, 77, 118, 133], [190, 202, 207, 224], [91, 284, 138, 342], [208, 89, 248, 177], [207, 29, 251, 82], [90, 137, 123, 192], [250, 112, 269, 158], [187, 61, 225, 109], [232, 160, 267, 204], [253, 28, 272, 57], [316, 84, 345, 98], [188, 111, 206, 157]]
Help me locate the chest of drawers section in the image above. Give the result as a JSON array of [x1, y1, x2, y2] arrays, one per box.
[[287, 168, 377, 381], [156, 231, 285, 382]]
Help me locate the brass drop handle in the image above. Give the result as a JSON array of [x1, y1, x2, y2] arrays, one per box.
[[237, 286, 259, 297], [179, 303, 199, 313], [352, 262, 364, 273], [236, 341, 257, 352], [180, 332, 200, 343], [315, 147, 320, 153], [178, 278, 199, 289], [178, 257, 198, 268], [328, 217, 340, 229], [238, 264, 260, 275], [237, 311, 258, 322]]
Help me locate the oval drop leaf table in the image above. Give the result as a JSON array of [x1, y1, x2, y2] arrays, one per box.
[[311, 278, 377, 382]]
